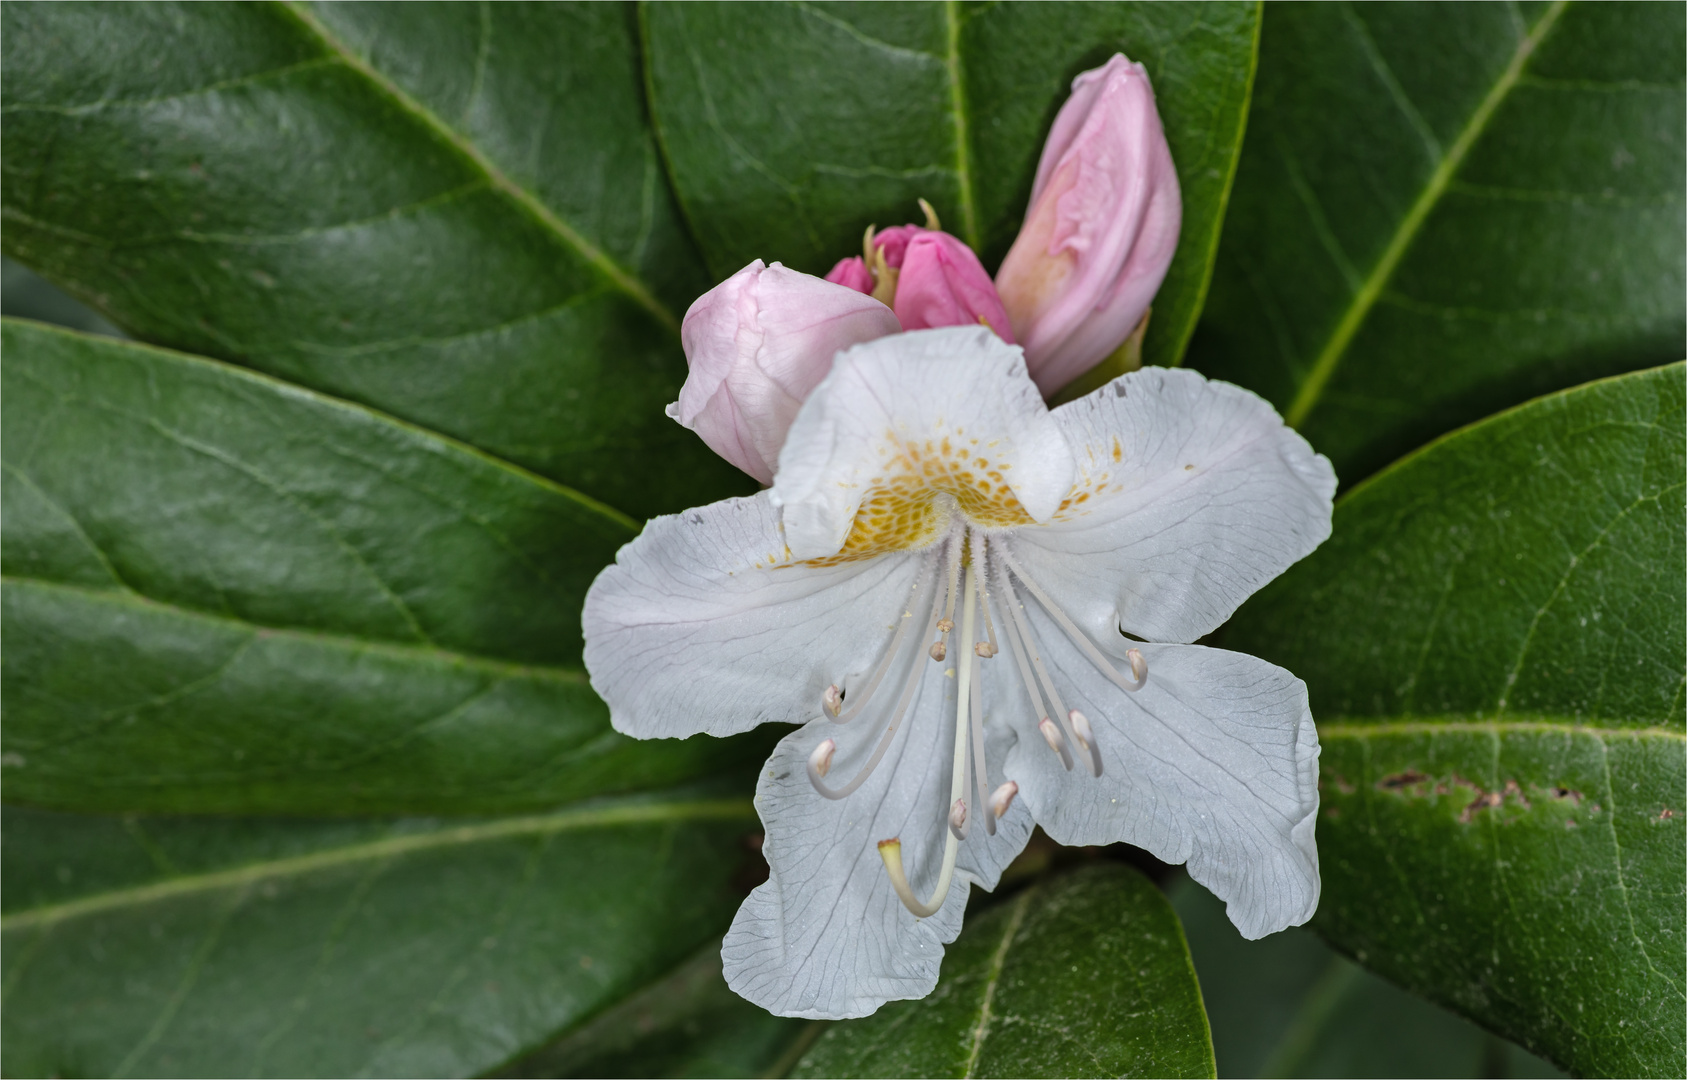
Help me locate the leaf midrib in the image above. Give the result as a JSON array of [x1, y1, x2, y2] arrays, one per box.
[[1284, 0, 1571, 428], [961, 884, 1032, 1078], [1318, 717, 1684, 740], [3, 577, 591, 685], [0, 797, 756, 931], [276, 0, 680, 334]]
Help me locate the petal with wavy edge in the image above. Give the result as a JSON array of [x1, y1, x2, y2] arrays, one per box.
[[1011, 367, 1335, 645], [724, 648, 1033, 1018], [771, 327, 1075, 560], [583, 492, 925, 739], [989, 603, 1319, 939]]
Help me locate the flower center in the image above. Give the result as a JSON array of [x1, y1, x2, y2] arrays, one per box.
[[805, 524, 1150, 917]]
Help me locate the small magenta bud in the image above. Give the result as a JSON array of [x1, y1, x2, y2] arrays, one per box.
[[995, 54, 1182, 397]]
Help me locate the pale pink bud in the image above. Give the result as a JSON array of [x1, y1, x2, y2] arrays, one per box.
[[825, 256, 873, 294], [995, 54, 1182, 396], [671, 260, 901, 483], [893, 230, 1016, 343]]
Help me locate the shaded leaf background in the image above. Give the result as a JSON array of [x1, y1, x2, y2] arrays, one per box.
[[3, 0, 1683, 1076]]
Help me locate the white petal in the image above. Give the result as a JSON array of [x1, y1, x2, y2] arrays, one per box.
[[583, 492, 925, 739], [1011, 367, 1335, 644], [771, 326, 1075, 560], [991, 606, 1319, 939], [724, 661, 1033, 1018]]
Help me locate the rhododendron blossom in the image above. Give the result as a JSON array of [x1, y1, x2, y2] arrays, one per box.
[[584, 326, 1336, 1018]]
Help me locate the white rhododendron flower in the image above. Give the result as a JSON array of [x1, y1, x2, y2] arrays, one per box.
[[583, 326, 1336, 1019]]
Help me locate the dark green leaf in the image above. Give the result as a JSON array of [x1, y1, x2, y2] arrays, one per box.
[[1187, 1, 1686, 481], [1167, 874, 1564, 1079], [791, 864, 1214, 1079], [642, 1, 1259, 370], [495, 937, 809, 1079], [2, 320, 757, 814], [0, 795, 762, 1079], [0, 0, 750, 519], [1225, 364, 1687, 1076]]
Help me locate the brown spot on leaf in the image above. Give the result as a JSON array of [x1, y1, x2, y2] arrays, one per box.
[[1458, 791, 1505, 823], [1550, 786, 1584, 804], [1379, 770, 1429, 790], [1659, 807, 1675, 821]]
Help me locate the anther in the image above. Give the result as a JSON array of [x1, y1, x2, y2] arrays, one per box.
[[974, 641, 997, 658], [937, 618, 954, 633], [1126, 648, 1148, 691], [807, 739, 837, 781], [948, 798, 968, 840], [822, 684, 843, 718], [989, 781, 1019, 820], [929, 641, 947, 661], [1069, 709, 1104, 778], [1038, 717, 1075, 771]]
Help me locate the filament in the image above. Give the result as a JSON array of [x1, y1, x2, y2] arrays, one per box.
[[829, 563, 931, 724], [997, 547, 1148, 695]]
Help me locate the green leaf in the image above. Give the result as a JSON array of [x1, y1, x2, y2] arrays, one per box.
[[495, 937, 809, 1079], [0, 795, 761, 1079], [0, 0, 751, 519], [1167, 874, 1564, 1079], [642, 1, 1259, 370], [1224, 364, 1687, 1076], [790, 864, 1214, 1079], [1187, 1, 1686, 481], [2, 320, 758, 814]]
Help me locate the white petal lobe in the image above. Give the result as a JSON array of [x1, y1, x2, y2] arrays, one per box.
[[991, 610, 1320, 939], [1016, 367, 1335, 644], [724, 661, 1032, 1018], [583, 493, 924, 739]]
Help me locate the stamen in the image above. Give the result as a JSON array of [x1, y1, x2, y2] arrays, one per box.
[[991, 558, 1071, 771], [948, 798, 968, 840], [1068, 708, 1104, 777], [877, 838, 956, 919], [995, 563, 1089, 763], [967, 648, 994, 835], [830, 568, 930, 725], [1038, 717, 1076, 771], [807, 738, 837, 781], [989, 781, 1019, 820], [809, 570, 944, 800], [822, 684, 843, 718], [969, 531, 998, 658], [998, 548, 1150, 696]]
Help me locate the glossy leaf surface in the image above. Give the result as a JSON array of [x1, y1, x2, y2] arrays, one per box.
[[791, 864, 1214, 1079], [0, 0, 749, 520], [2, 321, 754, 814], [0, 795, 761, 1079], [1187, 1, 1686, 481], [1226, 365, 1687, 1076], [643, 1, 1259, 370]]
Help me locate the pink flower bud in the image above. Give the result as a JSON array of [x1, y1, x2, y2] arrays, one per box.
[[671, 260, 901, 484], [995, 54, 1182, 396], [893, 229, 1016, 343], [825, 256, 873, 294]]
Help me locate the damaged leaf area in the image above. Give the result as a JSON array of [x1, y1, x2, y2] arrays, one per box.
[[1227, 366, 1686, 1078]]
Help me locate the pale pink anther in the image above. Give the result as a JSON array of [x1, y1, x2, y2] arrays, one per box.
[[995, 54, 1182, 397]]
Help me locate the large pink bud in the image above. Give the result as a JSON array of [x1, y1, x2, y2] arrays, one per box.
[[671, 260, 901, 484], [995, 54, 1182, 396]]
